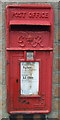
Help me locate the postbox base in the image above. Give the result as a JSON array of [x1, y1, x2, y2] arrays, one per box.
[[8, 110, 50, 114]]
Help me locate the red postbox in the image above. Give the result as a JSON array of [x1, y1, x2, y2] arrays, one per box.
[[6, 5, 54, 114]]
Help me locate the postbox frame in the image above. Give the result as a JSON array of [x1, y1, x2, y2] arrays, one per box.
[[6, 4, 54, 114]]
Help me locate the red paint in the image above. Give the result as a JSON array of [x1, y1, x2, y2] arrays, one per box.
[[6, 5, 54, 114]]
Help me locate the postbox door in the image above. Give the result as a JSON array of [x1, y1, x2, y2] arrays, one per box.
[[7, 50, 52, 113]]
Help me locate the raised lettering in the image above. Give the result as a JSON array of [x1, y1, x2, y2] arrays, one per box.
[[18, 36, 25, 47], [45, 12, 48, 18], [18, 33, 44, 48], [42, 12, 45, 18], [12, 12, 49, 19]]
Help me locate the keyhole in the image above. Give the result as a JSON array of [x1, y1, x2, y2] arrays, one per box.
[[16, 79, 18, 83]]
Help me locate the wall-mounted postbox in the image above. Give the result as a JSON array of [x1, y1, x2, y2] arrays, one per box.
[[6, 5, 54, 114]]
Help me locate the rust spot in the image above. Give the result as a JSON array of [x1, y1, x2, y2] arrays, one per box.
[[18, 99, 21, 102], [18, 97, 21, 102], [16, 79, 18, 83], [26, 102, 30, 104], [42, 98, 45, 100], [22, 100, 26, 103], [18, 96, 20, 98], [21, 100, 30, 104], [41, 102, 44, 104]]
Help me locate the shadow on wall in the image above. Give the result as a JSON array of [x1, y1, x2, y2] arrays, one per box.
[[1, 114, 59, 120]]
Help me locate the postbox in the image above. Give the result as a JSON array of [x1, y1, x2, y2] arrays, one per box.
[[6, 5, 54, 114]]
